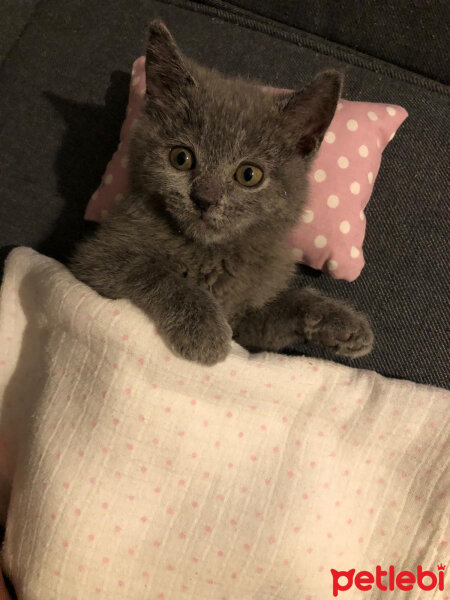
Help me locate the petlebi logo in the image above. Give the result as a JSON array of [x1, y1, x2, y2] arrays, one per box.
[[331, 563, 446, 596]]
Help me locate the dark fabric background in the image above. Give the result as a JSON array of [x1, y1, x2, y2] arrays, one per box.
[[200, 0, 450, 84], [0, 0, 449, 389]]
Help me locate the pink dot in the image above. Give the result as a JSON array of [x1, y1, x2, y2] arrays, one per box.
[[102, 557, 110, 564], [74, 508, 81, 516], [102, 502, 108, 509], [88, 534, 95, 541]]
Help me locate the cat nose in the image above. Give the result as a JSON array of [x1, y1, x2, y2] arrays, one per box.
[[190, 179, 222, 212], [190, 191, 215, 212]]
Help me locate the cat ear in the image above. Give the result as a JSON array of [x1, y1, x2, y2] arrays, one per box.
[[277, 71, 342, 156], [145, 20, 196, 99]]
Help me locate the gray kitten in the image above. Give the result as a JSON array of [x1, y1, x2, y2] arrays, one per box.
[[70, 21, 373, 365]]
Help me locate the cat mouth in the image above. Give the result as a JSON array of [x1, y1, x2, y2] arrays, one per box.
[[196, 209, 218, 228]]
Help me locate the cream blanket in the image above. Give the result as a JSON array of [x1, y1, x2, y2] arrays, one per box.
[[0, 248, 448, 600]]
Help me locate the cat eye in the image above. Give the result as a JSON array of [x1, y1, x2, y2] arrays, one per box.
[[234, 164, 264, 187], [169, 147, 195, 171]]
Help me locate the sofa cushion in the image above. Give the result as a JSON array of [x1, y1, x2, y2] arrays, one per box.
[[201, 0, 450, 84]]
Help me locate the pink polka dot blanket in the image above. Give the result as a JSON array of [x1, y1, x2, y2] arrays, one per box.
[[0, 248, 448, 600], [85, 57, 408, 282]]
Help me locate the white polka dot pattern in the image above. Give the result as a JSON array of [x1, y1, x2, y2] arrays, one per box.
[[84, 56, 408, 282]]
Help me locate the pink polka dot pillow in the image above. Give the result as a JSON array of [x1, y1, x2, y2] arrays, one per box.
[[85, 57, 407, 281]]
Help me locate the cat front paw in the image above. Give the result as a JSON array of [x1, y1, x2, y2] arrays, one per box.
[[166, 307, 232, 366], [304, 300, 374, 358]]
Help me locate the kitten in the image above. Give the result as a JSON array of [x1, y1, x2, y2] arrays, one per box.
[[70, 21, 373, 365]]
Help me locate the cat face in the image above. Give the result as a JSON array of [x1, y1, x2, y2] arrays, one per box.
[[129, 21, 342, 246]]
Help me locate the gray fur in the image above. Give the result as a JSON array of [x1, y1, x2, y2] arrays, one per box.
[[70, 21, 374, 365]]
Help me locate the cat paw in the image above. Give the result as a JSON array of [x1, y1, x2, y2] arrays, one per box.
[[167, 309, 232, 366], [304, 300, 374, 358]]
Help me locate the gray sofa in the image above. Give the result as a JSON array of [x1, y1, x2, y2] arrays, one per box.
[[1, 0, 449, 389]]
